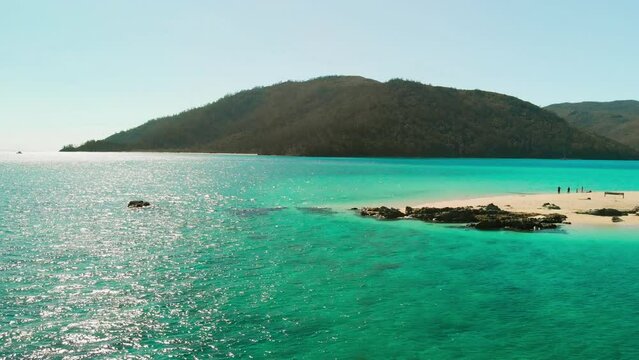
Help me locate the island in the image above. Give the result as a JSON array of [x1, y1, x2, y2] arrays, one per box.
[[61, 76, 637, 160]]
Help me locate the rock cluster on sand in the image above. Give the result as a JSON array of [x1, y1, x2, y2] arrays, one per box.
[[406, 191, 639, 226], [357, 204, 566, 231], [542, 202, 561, 210], [578, 208, 633, 216]]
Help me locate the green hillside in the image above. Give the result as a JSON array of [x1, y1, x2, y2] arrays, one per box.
[[62, 76, 637, 159], [545, 100, 639, 151]]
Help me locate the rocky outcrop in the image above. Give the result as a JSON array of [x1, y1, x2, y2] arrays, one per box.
[[359, 204, 566, 231], [359, 206, 405, 220], [128, 200, 150, 208], [405, 204, 504, 223], [540, 213, 568, 223], [471, 215, 564, 231]]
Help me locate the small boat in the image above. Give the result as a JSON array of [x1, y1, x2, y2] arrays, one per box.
[[16, 151, 22, 154]]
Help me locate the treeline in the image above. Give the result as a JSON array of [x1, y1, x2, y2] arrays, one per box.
[[546, 100, 639, 151]]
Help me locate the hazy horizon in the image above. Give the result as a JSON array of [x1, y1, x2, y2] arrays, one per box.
[[2, 0, 638, 151]]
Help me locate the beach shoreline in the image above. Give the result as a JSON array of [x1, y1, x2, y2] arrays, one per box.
[[408, 191, 639, 226]]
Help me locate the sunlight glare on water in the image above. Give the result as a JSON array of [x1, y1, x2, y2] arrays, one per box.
[[2, 152, 639, 358]]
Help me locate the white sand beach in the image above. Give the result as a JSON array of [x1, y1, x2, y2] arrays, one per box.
[[411, 191, 639, 226]]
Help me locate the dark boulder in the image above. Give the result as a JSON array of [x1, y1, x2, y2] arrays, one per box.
[[540, 213, 568, 223], [409, 206, 490, 222], [434, 208, 479, 223], [503, 218, 538, 231], [128, 200, 150, 208], [360, 206, 405, 220], [473, 219, 503, 230], [580, 208, 629, 217], [408, 207, 445, 221], [612, 216, 624, 223], [473, 216, 559, 231], [506, 218, 558, 231], [542, 203, 561, 210]]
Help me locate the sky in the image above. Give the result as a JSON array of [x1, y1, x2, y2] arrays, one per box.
[[1, 0, 638, 151]]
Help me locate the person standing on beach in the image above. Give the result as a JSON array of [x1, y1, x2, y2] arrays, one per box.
[[568, 187, 571, 194], [557, 186, 561, 194]]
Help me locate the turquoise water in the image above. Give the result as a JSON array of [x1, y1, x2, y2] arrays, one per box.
[[2, 153, 639, 358]]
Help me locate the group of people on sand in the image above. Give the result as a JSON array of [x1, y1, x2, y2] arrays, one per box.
[[557, 186, 590, 194]]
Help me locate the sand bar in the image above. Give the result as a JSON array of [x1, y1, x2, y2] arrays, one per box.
[[411, 191, 639, 226]]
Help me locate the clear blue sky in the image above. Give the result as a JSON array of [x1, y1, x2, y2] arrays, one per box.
[[2, 0, 638, 151]]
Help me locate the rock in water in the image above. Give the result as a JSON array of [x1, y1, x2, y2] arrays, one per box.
[[473, 219, 503, 230], [472, 215, 560, 231], [128, 200, 151, 208]]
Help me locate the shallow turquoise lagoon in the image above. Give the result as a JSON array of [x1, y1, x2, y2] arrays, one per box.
[[1, 153, 639, 358]]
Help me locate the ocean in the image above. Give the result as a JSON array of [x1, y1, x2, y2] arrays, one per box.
[[2, 152, 639, 358]]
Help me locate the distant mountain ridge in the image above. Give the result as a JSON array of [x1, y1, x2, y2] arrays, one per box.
[[545, 100, 639, 151], [62, 76, 637, 159]]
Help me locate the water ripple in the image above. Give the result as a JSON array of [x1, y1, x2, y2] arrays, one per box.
[[2, 154, 639, 358]]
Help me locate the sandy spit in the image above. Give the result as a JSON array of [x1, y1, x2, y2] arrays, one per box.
[[410, 191, 639, 226]]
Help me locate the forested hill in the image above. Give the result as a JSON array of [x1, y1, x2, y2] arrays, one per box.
[[62, 76, 637, 159], [545, 100, 639, 151]]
